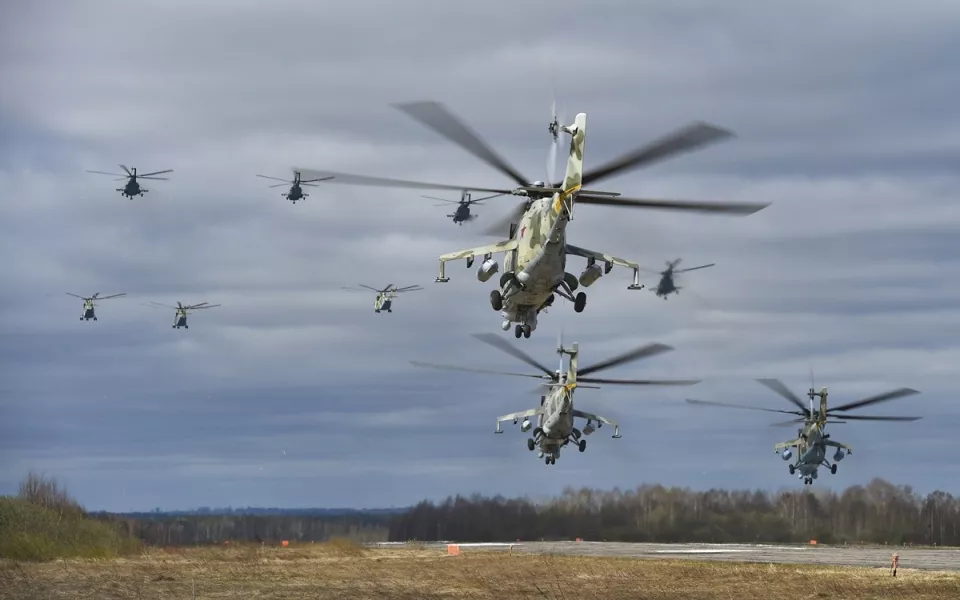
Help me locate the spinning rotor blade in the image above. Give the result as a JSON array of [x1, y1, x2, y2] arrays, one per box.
[[292, 168, 516, 196], [300, 176, 334, 184], [830, 414, 922, 422], [119, 164, 132, 176], [410, 360, 550, 380], [148, 301, 179, 310], [98, 293, 126, 300], [269, 183, 288, 188], [770, 418, 810, 427], [577, 343, 674, 378], [481, 202, 528, 236], [138, 169, 173, 177], [138, 176, 169, 181], [421, 195, 462, 204], [187, 303, 221, 310], [66, 293, 87, 300], [579, 377, 701, 386], [580, 122, 734, 187], [392, 101, 530, 187], [675, 263, 715, 274], [686, 398, 806, 416], [257, 174, 293, 184], [394, 285, 423, 293], [468, 193, 506, 204], [356, 284, 381, 293], [828, 388, 921, 413], [86, 170, 128, 177], [470, 333, 556, 378], [755, 379, 809, 412], [576, 194, 769, 215]]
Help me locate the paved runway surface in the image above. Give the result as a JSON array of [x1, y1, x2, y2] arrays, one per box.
[[381, 541, 960, 571]]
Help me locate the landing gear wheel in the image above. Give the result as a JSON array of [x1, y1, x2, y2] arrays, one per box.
[[94, 317, 98, 321], [514, 324, 523, 338], [788, 465, 795, 475], [578, 440, 586, 453], [387, 309, 392, 313], [375, 310, 380, 313], [527, 438, 535, 452], [490, 290, 503, 311], [185, 324, 189, 329], [831, 464, 837, 475], [573, 292, 587, 313], [522, 325, 531, 338]]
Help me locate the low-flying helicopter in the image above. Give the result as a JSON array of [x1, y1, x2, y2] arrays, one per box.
[[686, 378, 921, 485], [411, 333, 701, 465], [146, 301, 221, 329], [67, 292, 126, 321], [255, 171, 334, 204], [85, 165, 173, 198], [295, 101, 768, 340], [420, 190, 503, 225], [641, 259, 715, 299], [340, 284, 423, 313]]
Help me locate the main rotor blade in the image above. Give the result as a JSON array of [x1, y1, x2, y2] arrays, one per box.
[[755, 379, 809, 412], [828, 388, 921, 413], [358, 284, 382, 292], [675, 263, 715, 273], [579, 377, 701, 386], [257, 174, 293, 183], [830, 414, 922, 422], [580, 122, 734, 187], [422, 195, 461, 204], [300, 177, 334, 184], [770, 418, 809, 427], [392, 101, 530, 187], [139, 169, 173, 177], [394, 285, 423, 292], [292, 168, 516, 195], [686, 398, 805, 416], [148, 301, 178, 310], [481, 202, 528, 236], [119, 164, 132, 176], [98, 293, 126, 300], [409, 360, 548, 380], [138, 176, 169, 180], [577, 343, 674, 377], [66, 293, 86, 300], [188, 303, 221, 310], [269, 183, 288, 188], [577, 194, 769, 215], [468, 193, 506, 203], [86, 170, 127, 177], [470, 333, 556, 378]]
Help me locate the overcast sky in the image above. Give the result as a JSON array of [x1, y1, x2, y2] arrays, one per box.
[[3, 0, 960, 512]]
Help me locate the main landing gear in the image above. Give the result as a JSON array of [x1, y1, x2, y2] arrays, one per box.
[[490, 290, 503, 311], [514, 324, 531, 339], [573, 292, 586, 313]]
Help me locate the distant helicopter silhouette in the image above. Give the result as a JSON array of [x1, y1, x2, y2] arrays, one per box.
[[420, 191, 503, 225], [86, 165, 173, 198], [641, 259, 715, 299], [256, 171, 334, 204]]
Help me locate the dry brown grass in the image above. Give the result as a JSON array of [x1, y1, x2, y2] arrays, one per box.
[[2, 543, 958, 600]]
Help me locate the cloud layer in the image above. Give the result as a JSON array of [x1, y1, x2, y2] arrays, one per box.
[[2, 0, 960, 511]]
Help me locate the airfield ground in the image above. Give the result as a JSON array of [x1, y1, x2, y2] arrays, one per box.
[[3, 541, 960, 600]]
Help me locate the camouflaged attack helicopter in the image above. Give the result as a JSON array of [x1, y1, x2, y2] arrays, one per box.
[[687, 378, 922, 485], [146, 301, 221, 329], [86, 165, 173, 198], [411, 333, 700, 465], [341, 284, 423, 313], [67, 292, 126, 321], [256, 171, 334, 204], [420, 190, 504, 225], [641, 259, 715, 299], [295, 101, 768, 340]]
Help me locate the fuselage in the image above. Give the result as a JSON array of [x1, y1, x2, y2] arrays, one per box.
[[793, 423, 827, 475], [123, 179, 141, 196], [453, 204, 470, 222], [657, 275, 676, 296], [537, 387, 574, 456], [499, 196, 570, 324], [287, 185, 303, 201]]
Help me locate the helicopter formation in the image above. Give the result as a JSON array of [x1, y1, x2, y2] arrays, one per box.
[[75, 99, 925, 485]]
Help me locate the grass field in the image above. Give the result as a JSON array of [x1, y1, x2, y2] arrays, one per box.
[[2, 541, 959, 600]]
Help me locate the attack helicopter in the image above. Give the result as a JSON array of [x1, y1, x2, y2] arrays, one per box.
[[85, 165, 173, 198], [255, 171, 334, 204], [340, 284, 423, 313], [67, 292, 126, 321], [146, 301, 221, 329], [295, 101, 768, 340], [410, 333, 700, 465], [420, 190, 503, 225], [686, 378, 921, 485], [641, 259, 715, 299]]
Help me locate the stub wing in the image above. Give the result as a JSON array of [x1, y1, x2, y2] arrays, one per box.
[[495, 407, 544, 433], [436, 239, 519, 282], [564, 244, 643, 289], [774, 438, 802, 452], [824, 439, 853, 453], [572, 409, 621, 437]]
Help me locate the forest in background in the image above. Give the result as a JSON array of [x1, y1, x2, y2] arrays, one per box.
[[81, 477, 960, 547]]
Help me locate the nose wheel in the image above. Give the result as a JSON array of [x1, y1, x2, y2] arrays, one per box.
[[514, 324, 531, 338], [545, 455, 555, 465]]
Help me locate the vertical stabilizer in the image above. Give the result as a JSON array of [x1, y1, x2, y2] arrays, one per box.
[[819, 387, 828, 419], [562, 113, 587, 192], [567, 342, 579, 386]]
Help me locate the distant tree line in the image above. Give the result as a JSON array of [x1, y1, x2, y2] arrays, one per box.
[[389, 478, 960, 546]]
